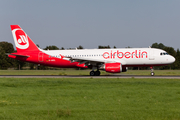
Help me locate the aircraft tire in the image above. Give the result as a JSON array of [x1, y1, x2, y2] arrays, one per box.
[[151, 72, 155, 76], [95, 71, 101, 76], [90, 71, 95, 76]]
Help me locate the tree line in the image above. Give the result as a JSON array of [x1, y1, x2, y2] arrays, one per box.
[[0, 41, 179, 70]]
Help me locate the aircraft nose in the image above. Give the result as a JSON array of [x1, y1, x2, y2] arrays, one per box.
[[169, 56, 175, 63]]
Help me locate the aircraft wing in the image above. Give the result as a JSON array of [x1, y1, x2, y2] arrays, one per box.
[[63, 56, 126, 66]]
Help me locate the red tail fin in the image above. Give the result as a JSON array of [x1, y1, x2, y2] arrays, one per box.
[[11, 25, 39, 52]]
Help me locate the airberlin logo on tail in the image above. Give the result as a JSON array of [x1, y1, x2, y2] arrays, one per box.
[[12, 28, 29, 49]]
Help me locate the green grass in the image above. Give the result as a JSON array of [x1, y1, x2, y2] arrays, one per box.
[[0, 78, 180, 120], [1, 69, 180, 75]]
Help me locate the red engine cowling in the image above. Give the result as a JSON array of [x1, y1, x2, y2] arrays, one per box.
[[104, 63, 122, 73]]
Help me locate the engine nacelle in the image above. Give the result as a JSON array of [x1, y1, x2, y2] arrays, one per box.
[[101, 63, 122, 73]]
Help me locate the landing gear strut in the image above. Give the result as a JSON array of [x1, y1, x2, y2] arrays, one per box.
[[150, 67, 155, 76], [90, 70, 101, 76]]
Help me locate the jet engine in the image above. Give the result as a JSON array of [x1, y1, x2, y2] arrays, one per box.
[[99, 63, 127, 73], [99, 63, 121, 73]]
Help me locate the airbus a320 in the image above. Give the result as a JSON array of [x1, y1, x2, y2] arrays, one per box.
[[8, 25, 175, 76]]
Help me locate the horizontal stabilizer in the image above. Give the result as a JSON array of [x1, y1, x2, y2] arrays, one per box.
[[6, 53, 30, 58]]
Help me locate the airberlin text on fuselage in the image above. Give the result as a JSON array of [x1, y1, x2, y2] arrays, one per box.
[[103, 50, 148, 59]]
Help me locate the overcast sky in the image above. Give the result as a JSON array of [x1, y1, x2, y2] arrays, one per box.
[[1, 0, 180, 50]]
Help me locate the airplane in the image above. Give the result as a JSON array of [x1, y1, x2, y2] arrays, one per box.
[[8, 25, 175, 76]]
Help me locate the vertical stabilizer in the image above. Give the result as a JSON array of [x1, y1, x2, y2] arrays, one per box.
[[10, 25, 39, 52]]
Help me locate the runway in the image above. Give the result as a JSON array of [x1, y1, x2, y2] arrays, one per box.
[[0, 75, 180, 79]]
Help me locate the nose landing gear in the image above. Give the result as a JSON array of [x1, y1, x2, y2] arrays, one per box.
[[150, 67, 155, 76]]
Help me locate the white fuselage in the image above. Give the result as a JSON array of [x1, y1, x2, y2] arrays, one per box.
[[41, 48, 175, 67]]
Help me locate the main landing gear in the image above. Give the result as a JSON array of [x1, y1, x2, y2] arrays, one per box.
[[90, 70, 101, 76], [150, 67, 155, 76], [89, 66, 101, 76]]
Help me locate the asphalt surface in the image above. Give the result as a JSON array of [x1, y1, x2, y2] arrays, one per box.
[[0, 75, 180, 79]]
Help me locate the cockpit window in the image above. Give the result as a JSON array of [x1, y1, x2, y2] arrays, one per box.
[[160, 52, 168, 55]]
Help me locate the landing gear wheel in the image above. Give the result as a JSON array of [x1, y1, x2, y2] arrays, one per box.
[[95, 71, 101, 76], [90, 71, 95, 76], [151, 72, 155, 76], [150, 67, 155, 76]]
